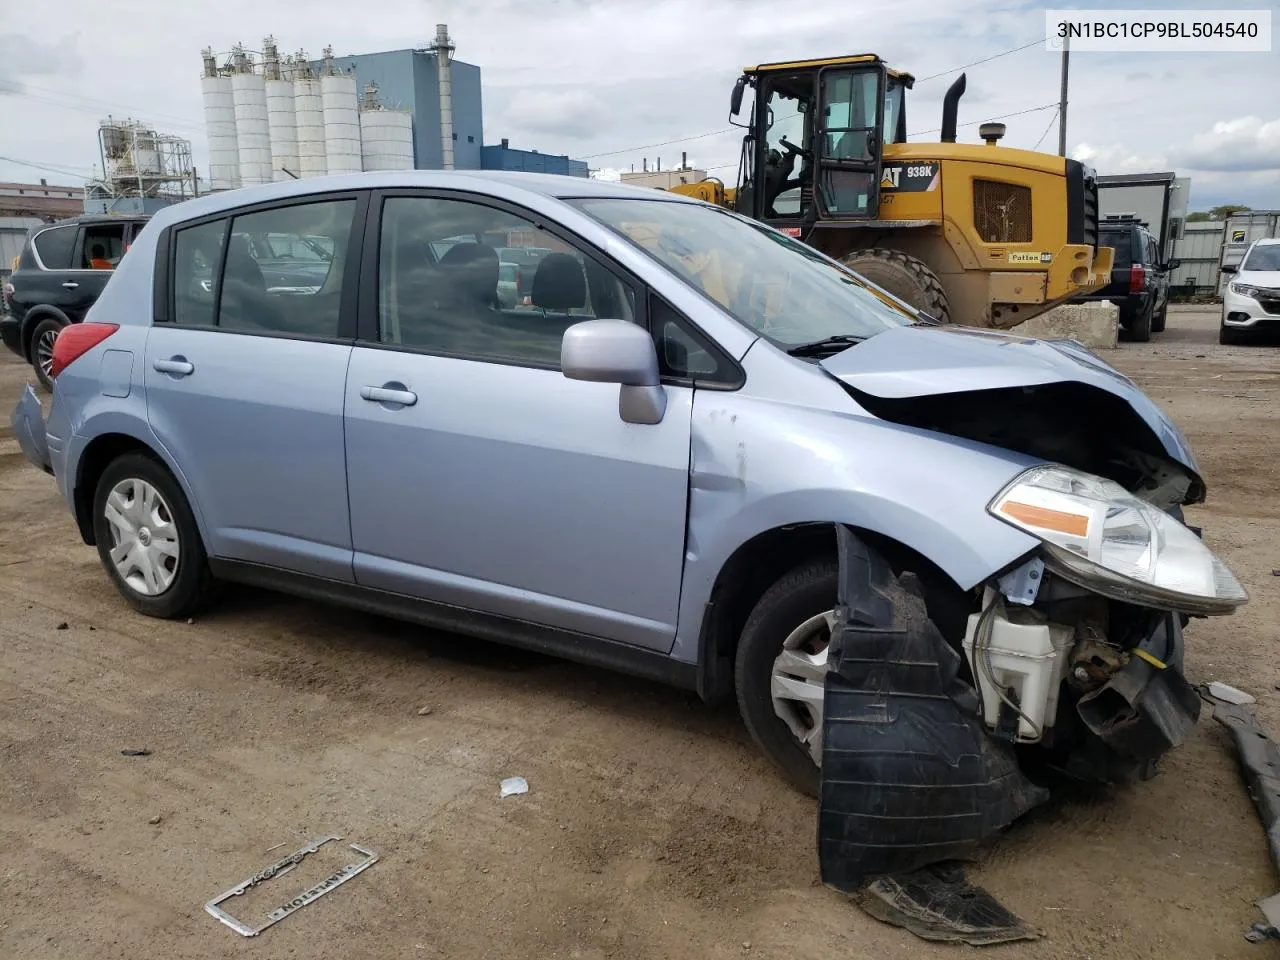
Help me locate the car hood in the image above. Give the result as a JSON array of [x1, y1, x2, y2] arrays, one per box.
[[818, 324, 1204, 504], [1236, 269, 1280, 289]]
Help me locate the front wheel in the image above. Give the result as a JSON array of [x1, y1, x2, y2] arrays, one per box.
[[839, 248, 951, 324], [1151, 301, 1167, 333], [29, 317, 64, 392], [735, 560, 838, 797], [92, 452, 218, 619]]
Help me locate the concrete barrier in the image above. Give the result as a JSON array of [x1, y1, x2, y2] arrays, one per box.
[[1007, 302, 1119, 349]]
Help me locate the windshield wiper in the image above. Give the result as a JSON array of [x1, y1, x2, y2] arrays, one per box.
[[786, 334, 867, 357]]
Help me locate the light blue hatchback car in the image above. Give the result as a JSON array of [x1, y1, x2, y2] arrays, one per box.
[[11, 171, 1246, 813]]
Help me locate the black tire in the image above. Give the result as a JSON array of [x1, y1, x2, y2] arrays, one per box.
[[1151, 302, 1167, 333], [1127, 301, 1153, 342], [92, 452, 218, 619], [1219, 323, 1242, 345], [839, 248, 950, 323], [735, 559, 838, 798], [29, 317, 64, 392]]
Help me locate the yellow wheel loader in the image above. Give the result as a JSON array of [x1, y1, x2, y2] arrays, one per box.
[[669, 55, 1113, 327]]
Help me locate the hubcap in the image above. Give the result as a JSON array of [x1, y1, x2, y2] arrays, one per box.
[[771, 609, 836, 766], [36, 328, 58, 377], [103, 478, 180, 596]]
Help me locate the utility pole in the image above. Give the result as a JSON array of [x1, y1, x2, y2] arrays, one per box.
[[1057, 35, 1069, 156]]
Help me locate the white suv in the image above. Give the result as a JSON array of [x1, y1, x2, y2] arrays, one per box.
[[1221, 237, 1280, 344]]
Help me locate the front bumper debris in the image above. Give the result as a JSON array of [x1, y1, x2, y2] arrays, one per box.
[[818, 526, 1046, 944], [1200, 683, 1280, 943], [9, 383, 51, 474]]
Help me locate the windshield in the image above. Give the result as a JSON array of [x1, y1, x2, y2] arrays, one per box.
[[566, 197, 914, 347], [1242, 244, 1280, 272]]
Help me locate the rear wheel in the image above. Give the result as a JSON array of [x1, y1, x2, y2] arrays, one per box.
[[1151, 301, 1167, 333], [839, 248, 950, 323], [92, 452, 218, 619], [1126, 301, 1153, 342], [29, 317, 64, 392], [735, 560, 838, 797]]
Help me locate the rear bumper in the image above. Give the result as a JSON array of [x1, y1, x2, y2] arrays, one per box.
[[9, 384, 52, 475], [0, 314, 20, 356]]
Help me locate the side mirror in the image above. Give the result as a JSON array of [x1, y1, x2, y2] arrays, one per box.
[[561, 319, 666, 425], [1221, 264, 1238, 274], [1166, 258, 1181, 270], [729, 76, 746, 119]]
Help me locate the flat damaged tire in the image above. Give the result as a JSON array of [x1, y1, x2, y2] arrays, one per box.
[[735, 560, 838, 798]]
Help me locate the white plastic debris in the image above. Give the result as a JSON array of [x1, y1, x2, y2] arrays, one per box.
[[1207, 681, 1256, 706], [499, 777, 528, 798]]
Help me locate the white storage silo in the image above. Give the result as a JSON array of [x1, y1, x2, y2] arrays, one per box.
[[322, 72, 362, 175], [232, 71, 272, 186], [360, 108, 414, 171], [266, 79, 299, 181], [293, 77, 328, 178], [201, 74, 241, 191]]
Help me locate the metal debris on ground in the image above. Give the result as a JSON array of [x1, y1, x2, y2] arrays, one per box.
[[1206, 681, 1256, 706], [120, 748, 151, 757], [56, 622, 68, 630], [851, 862, 1038, 946], [500, 777, 528, 798], [204, 835, 378, 937], [1200, 685, 1280, 942]]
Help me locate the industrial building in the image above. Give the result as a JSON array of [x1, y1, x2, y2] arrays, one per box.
[[82, 119, 198, 215], [1098, 172, 1190, 263], [198, 28, 588, 193]]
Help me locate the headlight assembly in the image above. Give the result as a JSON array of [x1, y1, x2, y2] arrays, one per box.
[[1230, 282, 1261, 299], [989, 465, 1248, 616]]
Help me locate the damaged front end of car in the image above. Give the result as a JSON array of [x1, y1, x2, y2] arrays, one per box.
[[812, 328, 1249, 943]]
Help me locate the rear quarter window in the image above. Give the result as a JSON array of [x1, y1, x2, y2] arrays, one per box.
[[33, 225, 78, 270]]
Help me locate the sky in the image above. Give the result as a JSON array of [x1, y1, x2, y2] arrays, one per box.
[[1, 0, 1277, 212]]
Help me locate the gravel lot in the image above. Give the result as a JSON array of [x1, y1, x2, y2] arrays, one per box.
[[2, 305, 1278, 960]]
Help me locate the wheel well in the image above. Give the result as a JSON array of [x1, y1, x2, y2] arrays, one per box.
[[696, 522, 972, 704], [73, 433, 157, 545], [20, 308, 70, 361]]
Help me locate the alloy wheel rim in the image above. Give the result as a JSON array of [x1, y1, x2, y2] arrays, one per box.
[[36, 328, 58, 377], [103, 478, 180, 596], [770, 609, 836, 767]]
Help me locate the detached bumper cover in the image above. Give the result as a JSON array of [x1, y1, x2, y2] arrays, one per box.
[[818, 527, 1048, 889], [10, 384, 51, 474]]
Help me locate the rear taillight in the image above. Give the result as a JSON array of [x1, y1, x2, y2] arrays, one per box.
[[1129, 264, 1146, 294], [50, 322, 119, 378]]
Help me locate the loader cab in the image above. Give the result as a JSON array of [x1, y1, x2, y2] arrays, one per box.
[[730, 55, 912, 234]]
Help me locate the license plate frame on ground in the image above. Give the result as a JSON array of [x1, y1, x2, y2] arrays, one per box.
[[204, 835, 378, 937]]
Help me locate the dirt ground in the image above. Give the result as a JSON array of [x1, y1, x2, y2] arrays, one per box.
[[2, 305, 1279, 960]]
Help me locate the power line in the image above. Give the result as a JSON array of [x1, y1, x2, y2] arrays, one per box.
[[910, 101, 1059, 137], [1032, 107, 1060, 150], [912, 37, 1044, 83], [0, 79, 204, 131], [579, 128, 738, 161], [0, 153, 96, 180]]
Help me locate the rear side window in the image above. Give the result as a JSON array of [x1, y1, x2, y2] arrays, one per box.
[[33, 226, 77, 269], [169, 198, 356, 338], [80, 224, 127, 270]]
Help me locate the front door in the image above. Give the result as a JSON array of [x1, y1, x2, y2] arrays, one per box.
[[343, 191, 693, 651], [144, 192, 365, 580], [816, 66, 886, 219]]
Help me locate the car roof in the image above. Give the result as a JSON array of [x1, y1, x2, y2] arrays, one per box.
[[38, 213, 150, 229], [1250, 237, 1280, 246], [144, 170, 695, 234]]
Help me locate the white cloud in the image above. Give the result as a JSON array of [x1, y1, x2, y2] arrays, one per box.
[[500, 88, 611, 139], [1170, 116, 1280, 173], [1072, 141, 1168, 175]]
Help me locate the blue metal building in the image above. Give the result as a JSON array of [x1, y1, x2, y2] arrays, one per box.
[[481, 139, 589, 178], [322, 47, 485, 170]]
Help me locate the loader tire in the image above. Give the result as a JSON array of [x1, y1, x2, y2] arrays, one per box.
[[839, 248, 951, 324]]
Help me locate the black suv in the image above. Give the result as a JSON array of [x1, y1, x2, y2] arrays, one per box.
[[1, 213, 149, 389], [1078, 218, 1177, 342]]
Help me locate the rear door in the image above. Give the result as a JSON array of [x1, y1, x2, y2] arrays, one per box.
[[144, 191, 367, 580], [18, 223, 88, 320], [64, 221, 129, 316]]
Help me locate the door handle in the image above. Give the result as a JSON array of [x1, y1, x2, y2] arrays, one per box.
[[153, 358, 194, 376], [360, 385, 417, 406], [61, 281, 79, 289]]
